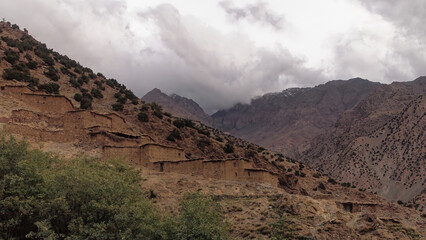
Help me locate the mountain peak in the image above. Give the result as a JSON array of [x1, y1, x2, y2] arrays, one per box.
[[141, 89, 212, 124]]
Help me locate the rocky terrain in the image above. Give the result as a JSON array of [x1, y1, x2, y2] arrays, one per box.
[[142, 88, 212, 125], [211, 79, 380, 158], [0, 22, 424, 239], [302, 78, 426, 212]]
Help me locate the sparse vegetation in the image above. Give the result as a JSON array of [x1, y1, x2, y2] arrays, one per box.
[[224, 142, 235, 153], [43, 66, 59, 81], [90, 88, 103, 99], [80, 97, 92, 110], [138, 112, 149, 122], [38, 83, 60, 94], [73, 93, 82, 102], [167, 129, 182, 141], [112, 103, 124, 112]]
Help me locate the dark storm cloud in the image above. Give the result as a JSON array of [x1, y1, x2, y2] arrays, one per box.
[[136, 4, 324, 113], [218, 0, 284, 30]]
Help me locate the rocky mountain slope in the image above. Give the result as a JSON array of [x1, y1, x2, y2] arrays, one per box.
[[0, 22, 424, 239], [142, 88, 212, 125], [212, 79, 381, 158], [302, 78, 426, 212]]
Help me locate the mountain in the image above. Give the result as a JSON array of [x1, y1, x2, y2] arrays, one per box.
[[212, 78, 381, 158], [0, 22, 424, 239], [142, 88, 212, 125], [302, 77, 426, 211]]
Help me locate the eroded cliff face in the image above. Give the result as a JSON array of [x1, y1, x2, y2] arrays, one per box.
[[303, 78, 426, 210], [211, 79, 381, 158]]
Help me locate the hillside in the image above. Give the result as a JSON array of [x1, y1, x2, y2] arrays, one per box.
[[302, 78, 426, 212], [142, 88, 212, 125], [0, 22, 424, 239], [212, 79, 381, 158]]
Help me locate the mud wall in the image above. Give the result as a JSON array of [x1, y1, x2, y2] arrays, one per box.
[[106, 113, 127, 132], [154, 159, 204, 175], [140, 144, 185, 163], [20, 94, 74, 114], [65, 111, 112, 130], [5, 123, 72, 143], [11, 109, 64, 129], [89, 132, 141, 147], [202, 159, 251, 181], [0, 85, 31, 96], [243, 169, 279, 186], [103, 146, 141, 165]]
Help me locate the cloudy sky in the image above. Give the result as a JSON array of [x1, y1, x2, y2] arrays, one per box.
[[1, 0, 425, 113]]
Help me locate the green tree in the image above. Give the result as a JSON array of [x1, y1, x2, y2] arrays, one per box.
[[175, 192, 229, 240]]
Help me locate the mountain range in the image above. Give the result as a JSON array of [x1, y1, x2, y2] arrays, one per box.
[[142, 77, 425, 211]]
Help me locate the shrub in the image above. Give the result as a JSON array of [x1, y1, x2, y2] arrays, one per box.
[[197, 128, 210, 136], [38, 83, 60, 94], [4, 49, 20, 64], [138, 112, 149, 122], [106, 78, 120, 88], [140, 105, 149, 112], [328, 178, 337, 185], [167, 129, 182, 142], [80, 97, 92, 109], [197, 138, 211, 152], [183, 119, 195, 128], [90, 88, 103, 99], [2, 64, 39, 87], [112, 103, 124, 111], [74, 93, 82, 102], [318, 183, 326, 190], [224, 142, 234, 154], [79, 74, 89, 84], [43, 66, 60, 81], [26, 60, 38, 69], [173, 119, 186, 129], [69, 77, 81, 88], [173, 192, 229, 240], [164, 112, 172, 117], [117, 95, 127, 104]]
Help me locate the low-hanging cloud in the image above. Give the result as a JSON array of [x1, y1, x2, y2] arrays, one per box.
[[136, 4, 324, 112]]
